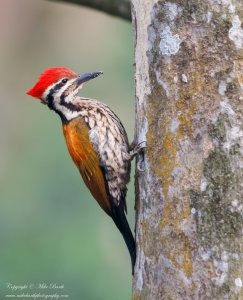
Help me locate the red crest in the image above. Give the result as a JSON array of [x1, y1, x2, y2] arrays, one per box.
[[26, 67, 77, 99]]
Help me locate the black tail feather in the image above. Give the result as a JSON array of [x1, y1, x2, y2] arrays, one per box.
[[111, 205, 136, 275]]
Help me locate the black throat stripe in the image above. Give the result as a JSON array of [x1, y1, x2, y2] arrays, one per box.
[[60, 92, 80, 112], [47, 82, 80, 123], [47, 81, 64, 111]]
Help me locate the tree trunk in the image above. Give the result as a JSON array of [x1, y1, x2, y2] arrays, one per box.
[[132, 0, 243, 299]]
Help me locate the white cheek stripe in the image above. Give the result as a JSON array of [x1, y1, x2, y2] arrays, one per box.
[[42, 78, 83, 121], [42, 78, 76, 100], [54, 79, 76, 99]]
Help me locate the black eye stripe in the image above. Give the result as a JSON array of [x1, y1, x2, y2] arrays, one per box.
[[48, 80, 68, 95], [55, 80, 67, 91]]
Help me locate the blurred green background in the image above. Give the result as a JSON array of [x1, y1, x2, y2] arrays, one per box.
[[0, 1, 134, 299]]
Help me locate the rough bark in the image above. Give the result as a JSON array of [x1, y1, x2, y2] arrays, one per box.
[[132, 0, 243, 299], [48, 0, 131, 21]]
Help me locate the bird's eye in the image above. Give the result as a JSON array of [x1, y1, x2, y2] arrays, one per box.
[[62, 78, 68, 84]]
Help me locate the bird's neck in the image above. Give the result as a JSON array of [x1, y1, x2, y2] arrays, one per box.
[[48, 93, 81, 123]]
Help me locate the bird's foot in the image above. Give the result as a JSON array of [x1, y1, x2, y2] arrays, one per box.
[[130, 141, 147, 172]]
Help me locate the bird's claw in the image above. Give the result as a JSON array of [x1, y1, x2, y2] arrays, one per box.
[[130, 141, 147, 172]]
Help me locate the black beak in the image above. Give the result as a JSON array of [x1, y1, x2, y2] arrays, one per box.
[[76, 71, 103, 85]]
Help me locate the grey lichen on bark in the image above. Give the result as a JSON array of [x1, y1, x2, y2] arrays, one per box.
[[48, 0, 131, 21], [132, 0, 243, 299]]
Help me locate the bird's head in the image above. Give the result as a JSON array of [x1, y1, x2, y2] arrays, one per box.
[[26, 67, 103, 107]]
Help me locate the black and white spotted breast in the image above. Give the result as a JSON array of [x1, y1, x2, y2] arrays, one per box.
[[77, 98, 131, 206]]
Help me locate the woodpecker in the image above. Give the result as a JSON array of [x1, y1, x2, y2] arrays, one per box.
[[26, 67, 136, 273]]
